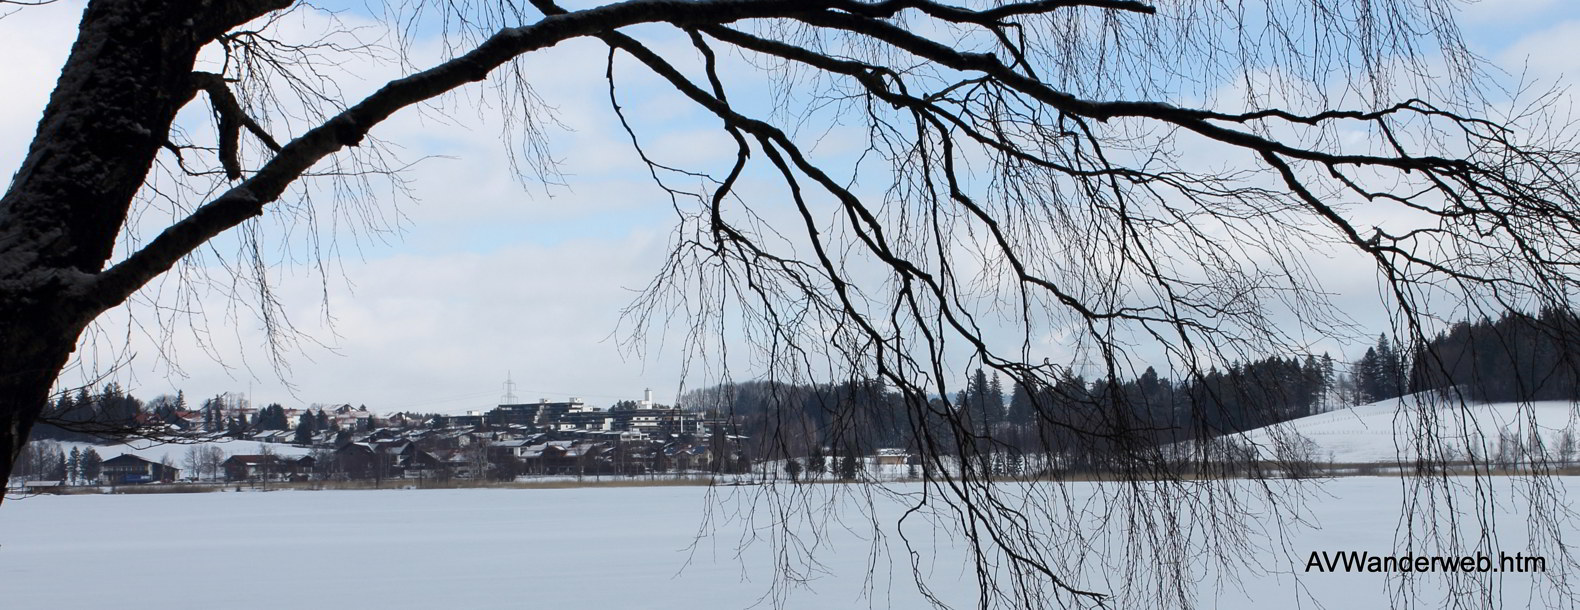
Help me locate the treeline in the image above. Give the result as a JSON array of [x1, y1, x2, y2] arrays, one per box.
[[12, 442, 106, 482], [685, 355, 1344, 472], [30, 384, 147, 442], [1409, 308, 1580, 402], [188, 398, 340, 441], [681, 378, 910, 465], [30, 386, 351, 444], [691, 309, 1580, 473]]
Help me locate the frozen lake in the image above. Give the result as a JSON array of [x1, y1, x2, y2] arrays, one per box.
[[0, 477, 1573, 608]]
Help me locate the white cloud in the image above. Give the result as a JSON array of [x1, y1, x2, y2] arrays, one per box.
[[0, 2, 81, 174], [1497, 20, 1580, 82], [1459, 0, 1561, 26], [80, 229, 688, 412]]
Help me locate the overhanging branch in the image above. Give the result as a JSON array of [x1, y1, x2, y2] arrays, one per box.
[[79, 0, 853, 313]]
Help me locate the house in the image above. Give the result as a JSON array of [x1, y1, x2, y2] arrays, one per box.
[[621, 408, 693, 436], [421, 428, 478, 451], [554, 409, 615, 432], [333, 443, 384, 479], [531, 441, 577, 474], [331, 441, 443, 480], [253, 430, 293, 443], [487, 399, 586, 428], [332, 404, 376, 430], [100, 454, 179, 484], [279, 455, 316, 480], [432, 450, 475, 478], [490, 438, 539, 460], [432, 412, 485, 428], [223, 454, 273, 481], [390, 443, 442, 475], [499, 440, 614, 475], [222, 454, 315, 481], [874, 448, 910, 467], [663, 443, 712, 472]]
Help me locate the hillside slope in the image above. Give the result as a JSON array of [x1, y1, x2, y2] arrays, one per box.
[[1236, 395, 1580, 464]]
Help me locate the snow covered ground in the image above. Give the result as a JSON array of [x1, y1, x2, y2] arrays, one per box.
[[1238, 396, 1580, 464], [0, 477, 1573, 609], [60, 438, 315, 465]]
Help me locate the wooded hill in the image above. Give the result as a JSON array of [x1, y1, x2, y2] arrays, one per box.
[[685, 310, 1580, 470]]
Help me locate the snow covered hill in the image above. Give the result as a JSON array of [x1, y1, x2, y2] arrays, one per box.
[[1235, 394, 1580, 464]]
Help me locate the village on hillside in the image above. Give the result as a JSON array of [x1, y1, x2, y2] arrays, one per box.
[[8, 389, 795, 489]]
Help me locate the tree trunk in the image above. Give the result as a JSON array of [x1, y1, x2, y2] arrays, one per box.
[[0, 315, 80, 502], [0, 0, 292, 498]]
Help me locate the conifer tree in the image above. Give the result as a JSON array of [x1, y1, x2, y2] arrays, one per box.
[[807, 446, 826, 479], [294, 410, 318, 445], [66, 447, 80, 485]]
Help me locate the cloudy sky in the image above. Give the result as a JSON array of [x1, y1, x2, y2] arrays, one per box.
[[3, 0, 1578, 414]]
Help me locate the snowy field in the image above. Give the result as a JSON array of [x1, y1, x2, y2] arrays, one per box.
[[1, 477, 1574, 609], [1239, 397, 1580, 464]]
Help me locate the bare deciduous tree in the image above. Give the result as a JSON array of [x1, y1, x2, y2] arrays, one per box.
[[2, 0, 1579, 607]]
